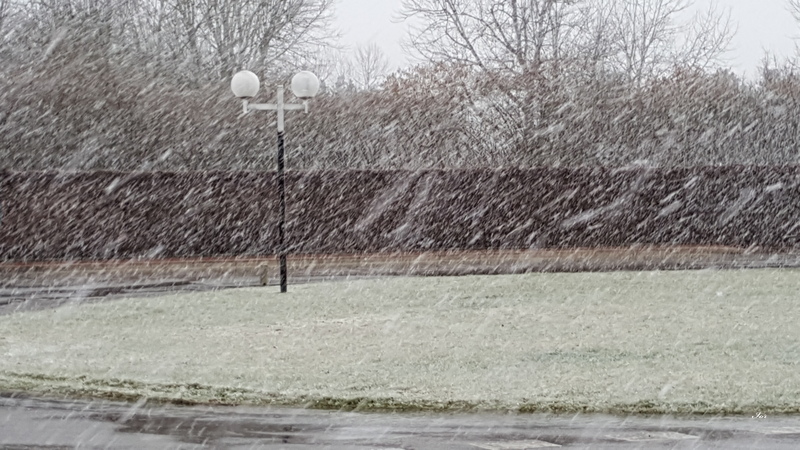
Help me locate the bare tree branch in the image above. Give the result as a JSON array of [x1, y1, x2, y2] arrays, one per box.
[[353, 43, 390, 90], [675, 1, 735, 71], [790, 0, 800, 22]]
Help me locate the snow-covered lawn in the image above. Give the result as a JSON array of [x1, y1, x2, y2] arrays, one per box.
[[2, 269, 800, 414]]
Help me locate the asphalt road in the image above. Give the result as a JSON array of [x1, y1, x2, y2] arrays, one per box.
[[2, 395, 800, 449]]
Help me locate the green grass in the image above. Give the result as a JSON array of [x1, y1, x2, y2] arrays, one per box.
[[1, 269, 799, 414]]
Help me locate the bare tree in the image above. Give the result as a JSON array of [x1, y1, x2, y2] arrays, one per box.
[[164, 0, 336, 79], [399, 0, 585, 162], [608, 0, 734, 84], [573, 0, 618, 73], [611, 0, 684, 83], [353, 43, 390, 90], [307, 44, 390, 94], [677, 2, 735, 69], [300, 46, 351, 93], [6, 0, 336, 80], [789, 0, 800, 65], [401, 0, 580, 74], [403, 0, 733, 82]]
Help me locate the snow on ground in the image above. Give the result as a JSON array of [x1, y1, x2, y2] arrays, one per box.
[[1, 269, 799, 414]]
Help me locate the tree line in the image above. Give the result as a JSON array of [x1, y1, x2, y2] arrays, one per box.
[[0, 0, 798, 171]]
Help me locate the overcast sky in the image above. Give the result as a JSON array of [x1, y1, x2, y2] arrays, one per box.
[[332, 0, 798, 78]]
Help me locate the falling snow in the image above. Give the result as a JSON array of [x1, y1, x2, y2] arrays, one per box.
[[2, 2, 800, 446]]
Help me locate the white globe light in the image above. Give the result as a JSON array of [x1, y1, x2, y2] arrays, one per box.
[[291, 71, 320, 100], [231, 70, 260, 99]]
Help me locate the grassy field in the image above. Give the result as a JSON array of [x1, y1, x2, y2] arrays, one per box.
[[1, 269, 800, 415]]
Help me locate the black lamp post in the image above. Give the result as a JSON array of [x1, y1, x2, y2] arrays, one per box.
[[231, 70, 320, 293]]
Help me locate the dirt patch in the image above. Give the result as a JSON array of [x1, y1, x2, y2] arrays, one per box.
[[2, 246, 799, 287]]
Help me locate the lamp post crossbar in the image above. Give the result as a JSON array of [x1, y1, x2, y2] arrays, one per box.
[[244, 102, 308, 112]]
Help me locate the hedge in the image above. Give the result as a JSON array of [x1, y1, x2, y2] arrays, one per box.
[[1, 167, 798, 261]]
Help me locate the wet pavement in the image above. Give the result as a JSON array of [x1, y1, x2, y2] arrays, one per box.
[[2, 394, 800, 449], [0, 279, 250, 316]]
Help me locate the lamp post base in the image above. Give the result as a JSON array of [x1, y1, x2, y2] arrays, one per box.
[[279, 254, 287, 293]]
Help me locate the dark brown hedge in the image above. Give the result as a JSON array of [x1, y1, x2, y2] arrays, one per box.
[[1, 167, 799, 261]]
